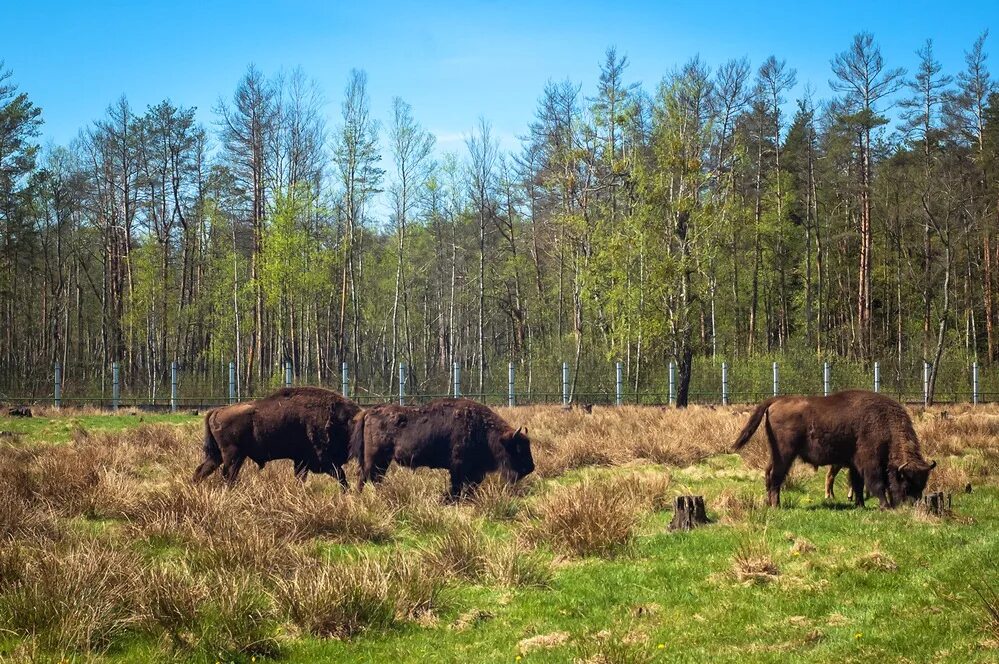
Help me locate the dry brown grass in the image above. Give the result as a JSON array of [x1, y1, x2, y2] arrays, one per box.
[[521, 477, 641, 557], [272, 553, 446, 638], [499, 405, 742, 478], [731, 541, 780, 585], [0, 541, 146, 654]]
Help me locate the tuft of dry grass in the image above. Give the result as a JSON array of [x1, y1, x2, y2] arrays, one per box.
[[713, 488, 763, 524], [855, 546, 898, 572], [471, 475, 523, 520], [522, 478, 639, 557], [484, 543, 553, 588], [273, 559, 395, 638], [273, 553, 448, 639], [0, 541, 146, 654], [731, 542, 780, 585], [142, 561, 207, 648], [422, 521, 490, 581], [518, 630, 570, 654], [195, 573, 282, 659]]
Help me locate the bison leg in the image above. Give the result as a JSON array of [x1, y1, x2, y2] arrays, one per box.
[[331, 464, 348, 491], [825, 466, 840, 500], [192, 458, 220, 483], [446, 468, 484, 503], [221, 453, 247, 485], [765, 458, 790, 507], [848, 466, 866, 508], [864, 469, 893, 510]]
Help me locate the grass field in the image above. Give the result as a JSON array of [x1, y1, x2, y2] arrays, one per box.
[[1, 403, 997, 663]]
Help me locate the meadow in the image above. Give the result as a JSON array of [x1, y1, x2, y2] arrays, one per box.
[[0, 403, 997, 663]]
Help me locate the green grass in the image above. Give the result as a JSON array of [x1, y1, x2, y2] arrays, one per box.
[[0, 412, 196, 443], [2, 413, 997, 663], [278, 474, 998, 663]]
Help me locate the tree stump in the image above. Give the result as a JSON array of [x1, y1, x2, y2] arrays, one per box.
[[919, 491, 952, 516], [670, 495, 708, 531], [7, 407, 32, 418]]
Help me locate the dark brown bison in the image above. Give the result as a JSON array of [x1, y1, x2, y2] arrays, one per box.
[[192, 386, 360, 487], [351, 398, 534, 499], [733, 390, 936, 509]]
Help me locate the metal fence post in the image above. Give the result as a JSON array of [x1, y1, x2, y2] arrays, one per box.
[[229, 361, 236, 404], [669, 361, 676, 406], [772, 362, 779, 397], [721, 362, 729, 406], [399, 362, 407, 406], [923, 361, 931, 407], [562, 361, 570, 407], [615, 361, 623, 406], [112, 362, 120, 412], [170, 360, 178, 413], [285, 360, 292, 388], [341, 362, 349, 397], [973, 362, 979, 405], [453, 362, 461, 398], [54, 361, 62, 409], [874, 361, 880, 393], [823, 362, 830, 397], [508, 362, 515, 407]]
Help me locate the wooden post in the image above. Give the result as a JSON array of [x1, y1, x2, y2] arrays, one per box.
[[669, 495, 709, 531]]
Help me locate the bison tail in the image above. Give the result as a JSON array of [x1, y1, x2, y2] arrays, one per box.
[[733, 398, 777, 450], [348, 410, 366, 461], [192, 411, 223, 483]]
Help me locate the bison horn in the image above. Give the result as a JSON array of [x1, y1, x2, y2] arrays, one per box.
[[898, 462, 909, 471], [929, 460, 937, 470], [514, 426, 522, 436]]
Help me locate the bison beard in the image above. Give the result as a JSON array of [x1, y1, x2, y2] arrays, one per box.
[[733, 390, 935, 509], [353, 399, 535, 500], [192, 386, 361, 487]]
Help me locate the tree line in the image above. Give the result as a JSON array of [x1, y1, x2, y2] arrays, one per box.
[[2, 31, 998, 405]]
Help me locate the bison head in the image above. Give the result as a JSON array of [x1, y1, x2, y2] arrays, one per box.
[[890, 460, 937, 503], [500, 426, 534, 481]]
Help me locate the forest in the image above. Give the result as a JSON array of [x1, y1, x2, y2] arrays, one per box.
[[2, 31, 998, 404]]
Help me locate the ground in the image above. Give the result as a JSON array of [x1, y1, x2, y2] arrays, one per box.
[[0, 403, 997, 663]]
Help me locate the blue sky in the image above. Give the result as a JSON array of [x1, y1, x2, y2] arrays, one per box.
[[5, 1, 998, 155]]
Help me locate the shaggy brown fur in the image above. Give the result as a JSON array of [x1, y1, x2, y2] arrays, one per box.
[[733, 390, 935, 508], [352, 399, 534, 499], [192, 387, 360, 487]]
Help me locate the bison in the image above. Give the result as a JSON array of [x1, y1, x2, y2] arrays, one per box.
[[192, 386, 360, 487], [733, 390, 936, 509], [351, 398, 534, 499]]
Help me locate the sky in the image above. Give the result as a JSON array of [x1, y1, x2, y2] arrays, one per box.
[[5, 0, 999, 156]]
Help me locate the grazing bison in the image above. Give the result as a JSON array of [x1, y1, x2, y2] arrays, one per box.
[[192, 386, 360, 487], [733, 390, 936, 508], [351, 398, 534, 499]]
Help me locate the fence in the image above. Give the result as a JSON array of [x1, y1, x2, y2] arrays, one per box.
[[3, 357, 997, 411]]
